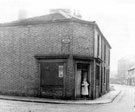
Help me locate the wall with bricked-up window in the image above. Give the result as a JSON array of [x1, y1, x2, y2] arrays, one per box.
[[0, 22, 73, 96]]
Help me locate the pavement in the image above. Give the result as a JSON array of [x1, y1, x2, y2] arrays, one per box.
[[0, 84, 121, 105]]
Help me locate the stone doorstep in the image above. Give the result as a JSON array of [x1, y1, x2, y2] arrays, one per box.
[[0, 89, 121, 105]]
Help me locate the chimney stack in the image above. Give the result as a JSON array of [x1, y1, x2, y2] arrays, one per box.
[[18, 9, 27, 20], [49, 9, 82, 19], [73, 10, 82, 18]]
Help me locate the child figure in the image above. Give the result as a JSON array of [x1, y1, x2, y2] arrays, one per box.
[[81, 78, 89, 98]]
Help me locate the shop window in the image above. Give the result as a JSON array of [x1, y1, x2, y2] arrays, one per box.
[[40, 62, 63, 86]]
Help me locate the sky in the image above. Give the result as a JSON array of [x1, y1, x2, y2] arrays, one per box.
[[0, 0, 135, 75]]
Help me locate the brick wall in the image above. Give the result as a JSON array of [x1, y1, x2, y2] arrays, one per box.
[[0, 20, 109, 98], [0, 22, 73, 96], [72, 22, 94, 57], [94, 26, 111, 95]]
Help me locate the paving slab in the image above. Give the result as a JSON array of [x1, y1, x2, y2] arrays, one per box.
[[0, 85, 121, 105]]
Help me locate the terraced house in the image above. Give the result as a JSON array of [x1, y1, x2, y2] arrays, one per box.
[[0, 10, 111, 100], [127, 66, 135, 86]]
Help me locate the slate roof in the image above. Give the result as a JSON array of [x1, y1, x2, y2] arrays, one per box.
[[128, 66, 135, 71], [0, 11, 81, 27]]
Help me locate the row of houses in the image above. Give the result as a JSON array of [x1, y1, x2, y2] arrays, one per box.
[[117, 57, 134, 84], [0, 10, 111, 100], [117, 57, 135, 85], [127, 66, 135, 85]]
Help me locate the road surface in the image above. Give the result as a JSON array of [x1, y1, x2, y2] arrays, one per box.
[[0, 85, 135, 112]]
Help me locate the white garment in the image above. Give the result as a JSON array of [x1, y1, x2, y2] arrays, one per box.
[[81, 81, 89, 95]]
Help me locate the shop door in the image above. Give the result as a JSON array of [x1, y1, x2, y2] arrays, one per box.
[[40, 62, 64, 99], [75, 63, 89, 99]]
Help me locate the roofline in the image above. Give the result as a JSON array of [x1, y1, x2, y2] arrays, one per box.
[[128, 67, 135, 71], [0, 17, 95, 27]]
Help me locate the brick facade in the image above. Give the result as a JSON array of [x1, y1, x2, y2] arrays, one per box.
[[0, 21, 73, 96], [0, 12, 111, 99]]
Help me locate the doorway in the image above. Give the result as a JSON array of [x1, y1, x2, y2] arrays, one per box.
[[75, 63, 89, 99]]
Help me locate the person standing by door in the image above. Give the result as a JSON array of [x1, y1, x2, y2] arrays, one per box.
[[81, 78, 89, 98]]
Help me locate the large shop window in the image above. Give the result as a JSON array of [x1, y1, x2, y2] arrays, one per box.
[[40, 62, 64, 86]]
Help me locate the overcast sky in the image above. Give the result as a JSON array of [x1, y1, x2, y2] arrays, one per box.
[[0, 0, 135, 75]]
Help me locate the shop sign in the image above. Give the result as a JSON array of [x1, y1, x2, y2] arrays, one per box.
[[62, 38, 70, 44]]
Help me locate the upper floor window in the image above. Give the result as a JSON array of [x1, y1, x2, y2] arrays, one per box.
[[104, 44, 106, 61], [108, 50, 110, 65], [97, 34, 100, 57]]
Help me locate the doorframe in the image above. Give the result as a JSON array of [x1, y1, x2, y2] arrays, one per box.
[[95, 63, 101, 98], [74, 61, 91, 99]]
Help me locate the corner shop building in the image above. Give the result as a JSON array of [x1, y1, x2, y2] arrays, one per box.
[[0, 12, 111, 100]]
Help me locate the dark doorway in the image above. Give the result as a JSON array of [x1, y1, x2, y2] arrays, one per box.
[[75, 63, 89, 99]]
